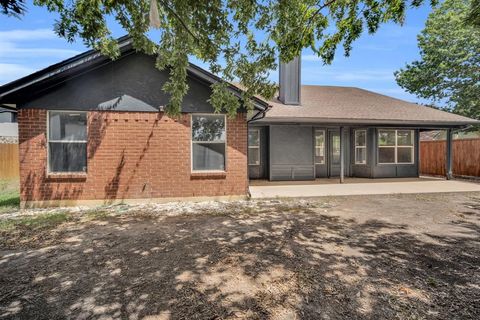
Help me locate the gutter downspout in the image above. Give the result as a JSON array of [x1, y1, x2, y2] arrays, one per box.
[[247, 105, 272, 123], [246, 104, 271, 199]]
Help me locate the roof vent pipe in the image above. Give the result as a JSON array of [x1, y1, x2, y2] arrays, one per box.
[[278, 56, 301, 105]]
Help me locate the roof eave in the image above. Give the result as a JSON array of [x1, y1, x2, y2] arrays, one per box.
[[257, 116, 479, 128], [0, 36, 134, 101]]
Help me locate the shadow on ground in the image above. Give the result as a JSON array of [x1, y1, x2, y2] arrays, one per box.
[[0, 193, 479, 319]]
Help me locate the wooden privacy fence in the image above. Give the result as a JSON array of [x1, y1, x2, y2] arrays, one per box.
[[420, 138, 480, 177], [0, 144, 19, 180]]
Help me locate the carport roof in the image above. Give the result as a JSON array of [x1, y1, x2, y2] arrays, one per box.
[[259, 85, 479, 127]]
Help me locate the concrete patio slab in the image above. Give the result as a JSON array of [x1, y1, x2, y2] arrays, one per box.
[[249, 177, 441, 186], [249, 179, 480, 198]]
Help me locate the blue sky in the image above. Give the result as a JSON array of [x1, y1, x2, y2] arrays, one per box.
[[0, 2, 432, 103]]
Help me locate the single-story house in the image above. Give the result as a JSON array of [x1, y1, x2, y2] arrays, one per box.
[[0, 36, 478, 207]]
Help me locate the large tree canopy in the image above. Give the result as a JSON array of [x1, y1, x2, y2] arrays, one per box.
[[467, 0, 480, 26], [395, 0, 480, 120], [1, 0, 25, 16], [11, 0, 435, 115]]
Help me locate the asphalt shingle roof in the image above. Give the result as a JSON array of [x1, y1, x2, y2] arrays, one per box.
[[261, 85, 478, 126]]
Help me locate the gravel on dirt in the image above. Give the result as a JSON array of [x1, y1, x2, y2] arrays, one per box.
[[0, 192, 479, 319]]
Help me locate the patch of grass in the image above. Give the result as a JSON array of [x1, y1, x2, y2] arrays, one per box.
[[426, 277, 438, 287], [0, 211, 71, 232], [0, 190, 19, 207], [84, 208, 110, 220], [0, 180, 20, 214]]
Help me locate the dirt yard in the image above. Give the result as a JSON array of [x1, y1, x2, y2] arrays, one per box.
[[0, 192, 479, 319]]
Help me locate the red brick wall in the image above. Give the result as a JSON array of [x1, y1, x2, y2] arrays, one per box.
[[18, 109, 248, 203]]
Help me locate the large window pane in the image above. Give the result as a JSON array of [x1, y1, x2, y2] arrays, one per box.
[[49, 112, 87, 141], [355, 130, 366, 147], [49, 143, 87, 172], [48, 111, 87, 173], [397, 147, 413, 163], [377, 130, 415, 164], [192, 115, 225, 142], [378, 148, 395, 163], [378, 130, 395, 146], [397, 130, 413, 146], [192, 114, 226, 171], [192, 143, 225, 171]]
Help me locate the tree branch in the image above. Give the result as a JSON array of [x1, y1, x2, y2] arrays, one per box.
[[158, 0, 202, 43], [299, 0, 338, 46]]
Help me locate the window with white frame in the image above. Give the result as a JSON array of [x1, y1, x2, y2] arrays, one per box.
[[48, 111, 87, 173], [378, 129, 414, 164], [248, 128, 260, 165], [314, 130, 325, 164], [355, 130, 367, 164], [192, 114, 226, 171]]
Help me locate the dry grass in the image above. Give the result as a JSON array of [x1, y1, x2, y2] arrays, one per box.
[[0, 193, 479, 319]]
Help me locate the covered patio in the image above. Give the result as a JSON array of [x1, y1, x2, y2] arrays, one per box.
[[249, 177, 480, 198], [247, 83, 478, 183]]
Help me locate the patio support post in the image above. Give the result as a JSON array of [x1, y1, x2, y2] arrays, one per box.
[[340, 126, 345, 183], [445, 128, 453, 180]]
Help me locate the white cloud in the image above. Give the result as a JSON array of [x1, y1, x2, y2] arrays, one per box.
[[0, 28, 56, 41], [0, 28, 89, 84], [0, 64, 37, 84], [0, 28, 80, 60], [0, 46, 81, 58]]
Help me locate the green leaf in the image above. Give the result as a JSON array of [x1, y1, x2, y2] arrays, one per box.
[[22, 0, 437, 115], [395, 0, 480, 121]]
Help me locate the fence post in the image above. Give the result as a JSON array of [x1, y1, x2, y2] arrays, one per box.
[[340, 126, 344, 183], [445, 128, 453, 180]]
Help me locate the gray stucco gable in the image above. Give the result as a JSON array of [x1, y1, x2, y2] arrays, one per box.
[[17, 53, 220, 113], [0, 36, 269, 113]]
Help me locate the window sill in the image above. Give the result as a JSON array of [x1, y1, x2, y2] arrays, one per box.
[[46, 173, 87, 181], [190, 171, 227, 179]]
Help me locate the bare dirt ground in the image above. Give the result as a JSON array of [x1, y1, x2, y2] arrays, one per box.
[[1, 192, 479, 320]]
